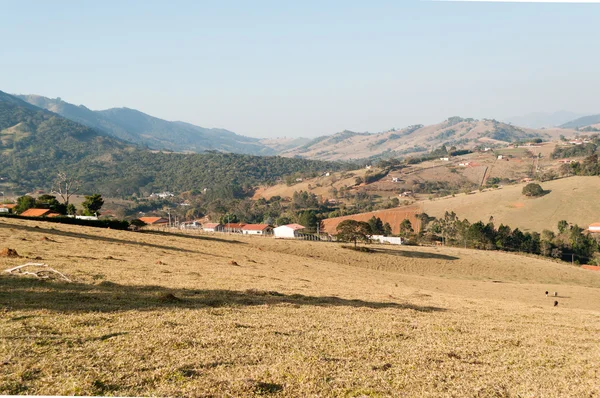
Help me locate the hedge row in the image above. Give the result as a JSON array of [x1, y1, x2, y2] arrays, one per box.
[[0, 213, 130, 230]]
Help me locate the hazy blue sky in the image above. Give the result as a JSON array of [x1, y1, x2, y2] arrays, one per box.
[[1, 1, 599, 138]]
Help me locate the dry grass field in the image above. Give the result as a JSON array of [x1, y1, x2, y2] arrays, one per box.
[[2, 217, 600, 397], [420, 176, 600, 232]]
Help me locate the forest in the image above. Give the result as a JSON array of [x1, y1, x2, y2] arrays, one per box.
[[0, 99, 352, 197]]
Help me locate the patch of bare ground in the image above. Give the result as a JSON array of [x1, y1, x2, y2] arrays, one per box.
[[1, 217, 600, 396]]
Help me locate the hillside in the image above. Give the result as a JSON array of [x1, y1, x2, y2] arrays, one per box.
[[16, 94, 276, 155], [418, 176, 600, 232], [560, 114, 600, 130], [282, 117, 577, 161], [1, 217, 600, 396], [0, 91, 348, 196]]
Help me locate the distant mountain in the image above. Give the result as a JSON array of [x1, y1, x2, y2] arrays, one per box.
[[282, 117, 577, 161], [560, 114, 600, 130], [504, 111, 583, 129], [0, 90, 344, 195], [16, 94, 276, 155]]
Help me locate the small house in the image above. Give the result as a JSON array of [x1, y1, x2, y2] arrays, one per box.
[[497, 155, 504, 160], [274, 224, 305, 239], [440, 157, 449, 161], [0, 204, 17, 214], [241, 224, 273, 235], [202, 222, 223, 232], [223, 223, 246, 233]]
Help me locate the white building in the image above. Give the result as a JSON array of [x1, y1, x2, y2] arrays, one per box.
[[370, 235, 403, 245], [588, 223, 600, 233], [202, 223, 223, 232], [150, 191, 175, 199], [241, 224, 273, 235], [274, 224, 306, 239], [440, 157, 449, 161]]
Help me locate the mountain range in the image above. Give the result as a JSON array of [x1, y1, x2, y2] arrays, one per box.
[[0, 91, 345, 195], [16, 94, 276, 156], [280, 118, 581, 161], [7, 91, 600, 163]]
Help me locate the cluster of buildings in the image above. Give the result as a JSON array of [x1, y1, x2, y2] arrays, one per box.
[[139, 217, 307, 239]]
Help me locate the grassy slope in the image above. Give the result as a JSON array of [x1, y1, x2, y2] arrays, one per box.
[[1, 218, 600, 396], [419, 176, 600, 232]]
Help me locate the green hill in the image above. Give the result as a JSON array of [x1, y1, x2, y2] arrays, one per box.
[[16, 94, 276, 155], [0, 91, 349, 196]]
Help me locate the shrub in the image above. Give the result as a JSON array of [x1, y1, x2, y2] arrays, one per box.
[[522, 183, 545, 197]]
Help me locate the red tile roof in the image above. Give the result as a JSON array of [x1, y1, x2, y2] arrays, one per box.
[[0, 204, 17, 209], [203, 223, 222, 228], [224, 223, 246, 229], [20, 208, 52, 217], [280, 224, 305, 231], [242, 224, 272, 231], [138, 217, 169, 225]]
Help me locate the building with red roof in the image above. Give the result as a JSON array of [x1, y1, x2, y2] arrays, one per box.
[[241, 224, 273, 235], [20, 208, 60, 218]]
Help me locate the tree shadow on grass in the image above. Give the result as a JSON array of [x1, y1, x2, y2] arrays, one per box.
[[373, 247, 459, 261], [0, 277, 446, 313], [140, 230, 245, 245], [0, 221, 201, 254]]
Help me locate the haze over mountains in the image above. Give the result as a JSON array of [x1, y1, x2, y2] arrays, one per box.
[[504, 111, 583, 129], [7, 91, 600, 163]]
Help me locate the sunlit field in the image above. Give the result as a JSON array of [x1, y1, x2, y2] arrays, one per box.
[[2, 218, 600, 396]]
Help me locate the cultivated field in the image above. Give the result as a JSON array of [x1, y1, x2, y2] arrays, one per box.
[[1, 218, 600, 396]]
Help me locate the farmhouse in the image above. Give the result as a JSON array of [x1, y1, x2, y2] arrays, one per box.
[[274, 224, 305, 239], [242, 224, 273, 235], [223, 223, 246, 233], [588, 223, 600, 233], [202, 222, 223, 232], [138, 217, 169, 225], [20, 208, 60, 218], [0, 204, 17, 214]]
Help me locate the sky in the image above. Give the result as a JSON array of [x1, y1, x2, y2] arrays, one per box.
[[1, 0, 599, 138]]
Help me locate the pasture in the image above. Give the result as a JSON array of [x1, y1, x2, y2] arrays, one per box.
[[1, 218, 600, 396]]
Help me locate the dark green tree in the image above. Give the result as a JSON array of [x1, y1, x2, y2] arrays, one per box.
[[399, 219, 414, 238], [81, 194, 104, 216], [383, 222, 392, 237], [336, 220, 372, 248], [297, 210, 318, 230], [522, 183, 545, 197], [368, 216, 384, 235], [15, 195, 36, 214]]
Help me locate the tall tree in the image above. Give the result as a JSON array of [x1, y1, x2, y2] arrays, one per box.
[[336, 220, 372, 248], [81, 194, 104, 216], [52, 172, 80, 207]]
